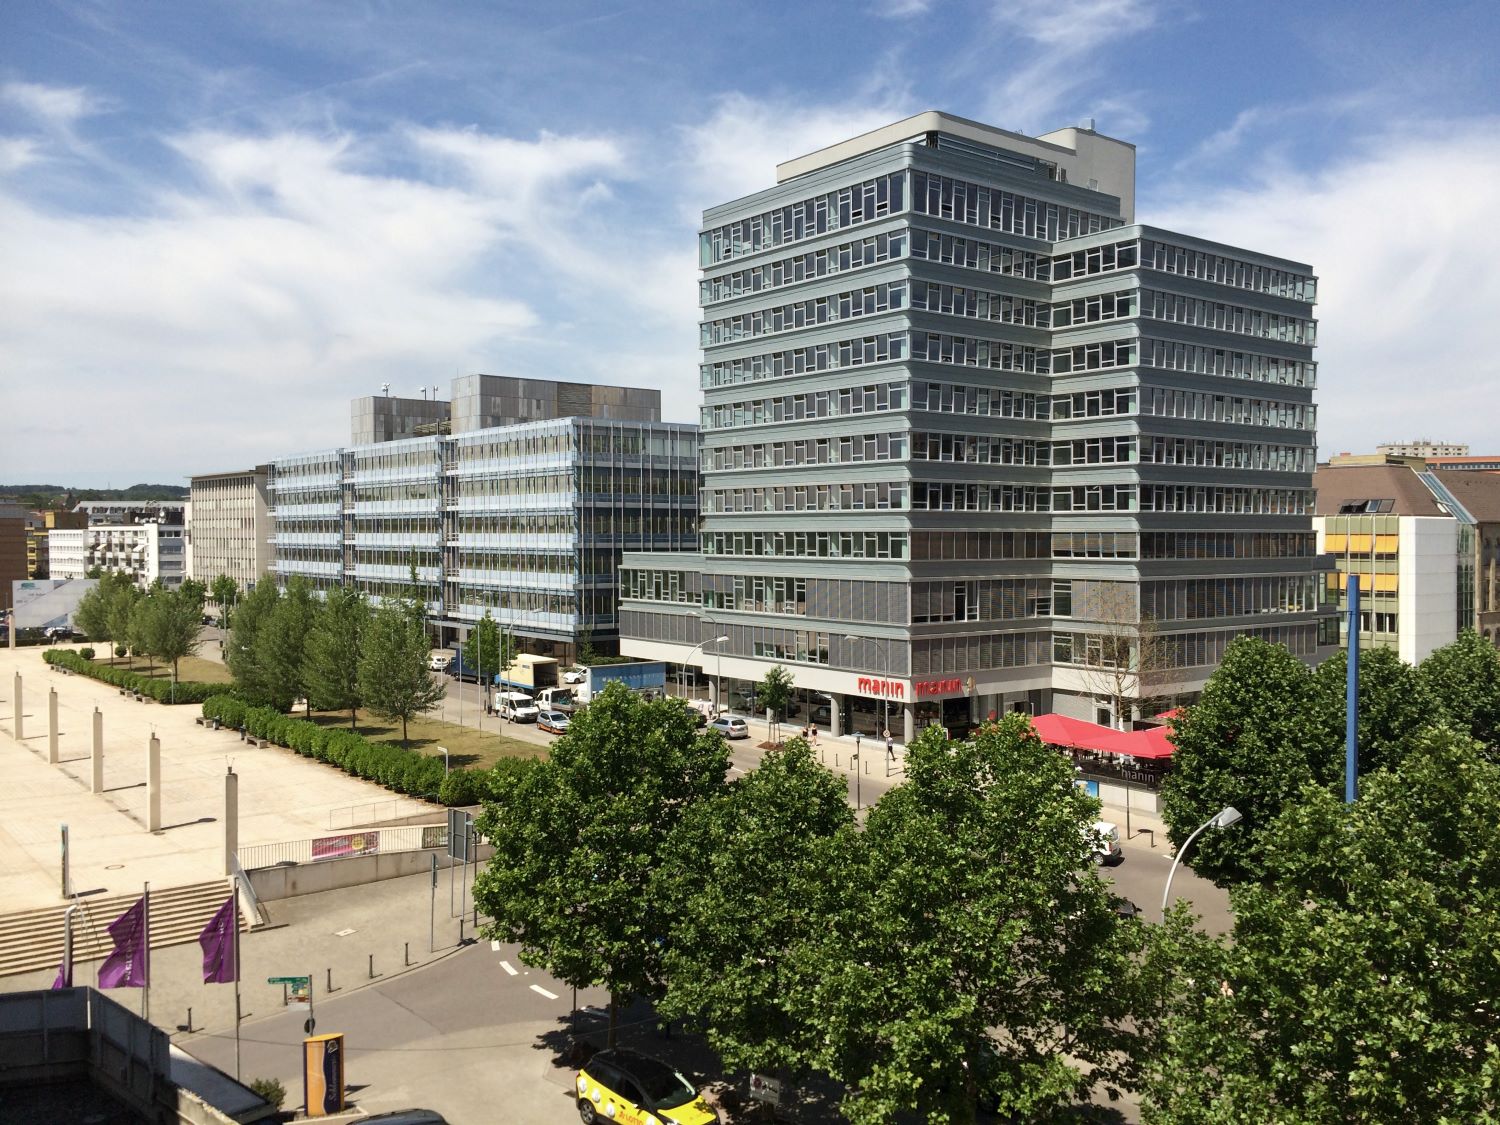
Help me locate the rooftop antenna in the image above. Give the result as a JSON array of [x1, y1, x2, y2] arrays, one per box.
[[381, 382, 390, 397], [419, 386, 428, 400], [432, 384, 439, 401]]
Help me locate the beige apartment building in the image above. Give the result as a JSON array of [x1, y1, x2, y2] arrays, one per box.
[[187, 467, 272, 588]]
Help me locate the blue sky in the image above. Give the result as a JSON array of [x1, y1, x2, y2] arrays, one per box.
[[4, 0, 1499, 487]]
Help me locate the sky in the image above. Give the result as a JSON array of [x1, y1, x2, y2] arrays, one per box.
[[3, 0, 1498, 488]]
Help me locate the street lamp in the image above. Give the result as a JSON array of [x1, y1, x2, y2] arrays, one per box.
[[1160, 806, 1243, 922], [712, 635, 729, 715], [681, 636, 727, 701], [438, 746, 450, 775]]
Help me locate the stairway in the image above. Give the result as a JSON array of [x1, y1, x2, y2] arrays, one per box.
[[0, 880, 246, 978]]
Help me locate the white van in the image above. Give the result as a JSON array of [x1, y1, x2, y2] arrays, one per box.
[[1090, 821, 1123, 865], [494, 691, 540, 723]]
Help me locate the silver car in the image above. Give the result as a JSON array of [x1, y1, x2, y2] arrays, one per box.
[[709, 715, 750, 740]]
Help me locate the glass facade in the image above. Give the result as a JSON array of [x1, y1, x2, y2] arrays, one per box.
[[270, 417, 698, 655], [620, 113, 1332, 737]]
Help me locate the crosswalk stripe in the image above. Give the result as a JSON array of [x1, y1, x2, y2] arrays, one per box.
[[500, 960, 518, 976], [530, 984, 559, 1000]]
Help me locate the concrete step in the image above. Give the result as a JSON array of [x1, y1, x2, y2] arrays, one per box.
[[0, 880, 246, 978]]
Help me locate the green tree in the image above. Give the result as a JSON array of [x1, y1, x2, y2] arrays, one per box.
[[178, 577, 207, 609], [1159, 637, 1322, 885], [656, 738, 854, 1077], [1310, 646, 1436, 778], [135, 587, 202, 695], [253, 576, 319, 712], [209, 575, 239, 625], [473, 685, 729, 1046], [226, 580, 281, 705], [813, 717, 1144, 1123], [74, 572, 132, 660], [462, 610, 511, 685], [1143, 726, 1500, 1123], [303, 585, 371, 730], [1418, 629, 1500, 753], [757, 664, 795, 740], [358, 595, 445, 746]]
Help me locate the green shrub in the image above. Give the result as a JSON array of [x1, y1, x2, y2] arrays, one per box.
[[43, 649, 227, 706], [79, 647, 94, 661], [249, 1077, 285, 1110], [438, 767, 488, 807]]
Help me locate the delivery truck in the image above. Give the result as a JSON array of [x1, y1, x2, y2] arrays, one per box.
[[573, 661, 668, 706], [497, 654, 559, 693]]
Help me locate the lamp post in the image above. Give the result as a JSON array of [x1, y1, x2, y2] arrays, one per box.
[[713, 635, 729, 715], [852, 732, 862, 810], [1160, 806, 1243, 922], [682, 636, 726, 701], [438, 746, 450, 776]]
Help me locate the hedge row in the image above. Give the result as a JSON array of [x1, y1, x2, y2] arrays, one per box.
[[201, 696, 489, 806], [43, 649, 227, 704]]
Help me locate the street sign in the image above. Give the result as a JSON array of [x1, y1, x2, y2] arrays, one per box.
[[749, 1074, 784, 1105], [269, 976, 312, 1004], [304, 1017, 316, 1035]]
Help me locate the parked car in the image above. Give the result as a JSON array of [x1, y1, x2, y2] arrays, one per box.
[[537, 709, 571, 734], [576, 1048, 717, 1125], [709, 715, 750, 740], [1111, 894, 1142, 919], [427, 652, 452, 672], [1090, 821, 1123, 865], [562, 665, 589, 684], [46, 627, 82, 643]]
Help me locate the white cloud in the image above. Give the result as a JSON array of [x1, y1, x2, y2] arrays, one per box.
[[981, 0, 1164, 133], [873, 0, 933, 17], [2, 81, 103, 126], [1146, 119, 1500, 456], [0, 137, 41, 173]]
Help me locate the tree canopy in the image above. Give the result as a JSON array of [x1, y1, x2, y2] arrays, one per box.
[[462, 610, 510, 682], [253, 576, 319, 712], [655, 738, 854, 1076], [473, 684, 729, 1045], [357, 594, 444, 745], [303, 585, 370, 730], [1143, 725, 1500, 1123], [1418, 629, 1500, 754], [226, 579, 280, 704]]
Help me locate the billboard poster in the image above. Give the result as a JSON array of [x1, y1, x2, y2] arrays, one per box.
[[310, 832, 380, 860], [11, 578, 99, 629]]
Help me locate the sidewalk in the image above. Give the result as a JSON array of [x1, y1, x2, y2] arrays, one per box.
[[0, 645, 441, 914]]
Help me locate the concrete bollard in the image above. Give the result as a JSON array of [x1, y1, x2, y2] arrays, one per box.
[[12, 671, 22, 741], [91, 708, 104, 793], [147, 734, 161, 832], [48, 688, 59, 764]]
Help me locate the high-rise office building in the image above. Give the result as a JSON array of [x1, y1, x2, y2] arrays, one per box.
[[620, 111, 1333, 740], [48, 503, 188, 590]]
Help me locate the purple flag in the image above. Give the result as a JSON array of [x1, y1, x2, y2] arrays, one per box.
[[198, 896, 238, 984], [50, 961, 72, 990], [97, 896, 148, 989]]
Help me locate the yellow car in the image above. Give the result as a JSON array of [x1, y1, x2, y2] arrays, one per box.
[[576, 1049, 718, 1125]]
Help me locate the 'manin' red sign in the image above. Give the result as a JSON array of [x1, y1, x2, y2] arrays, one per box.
[[856, 676, 905, 699], [915, 678, 964, 698]]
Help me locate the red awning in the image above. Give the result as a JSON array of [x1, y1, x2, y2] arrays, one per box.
[[1154, 707, 1183, 720], [1029, 713, 1176, 760]]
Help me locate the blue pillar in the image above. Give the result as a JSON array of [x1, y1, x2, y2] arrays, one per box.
[[1345, 574, 1360, 804]]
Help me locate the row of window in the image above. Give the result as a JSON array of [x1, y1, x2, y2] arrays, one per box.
[[451, 474, 569, 499], [1140, 531, 1317, 559], [1322, 532, 1400, 557], [704, 481, 906, 514], [702, 332, 907, 388], [910, 432, 1139, 467], [705, 575, 807, 615], [912, 170, 1121, 241], [450, 550, 578, 576], [1142, 338, 1315, 388], [1143, 290, 1316, 345], [700, 230, 907, 305], [703, 530, 906, 560], [574, 469, 698, 498], [911, 482, 1137, 512], [456, 428, 577, 462], [702, 282, 907, 346], [913, 578, 1071, 623], [909, 229, 1051, 279], [702, 381, 906, 431], [702, 431, 908, 471], [1052, 291, 1134, 327], [701, 172, 906, 265], [1140, 239, 1317, 302], [1139, 485, 1314, 515], [1051, 339, 1137, 374], [1139, 437, 1315, 473], [911, 380, 1046, 419], [911, 631, 1050, 675], [1142, 387, 1316, 430], [1161, 623, 1320, 666], [911, 282, 1048, 326], [753, 631, 832, 665], [1141, 575, 1325, 621], [914, 331, 1049, 372], [1050, 240, 1138, 281]]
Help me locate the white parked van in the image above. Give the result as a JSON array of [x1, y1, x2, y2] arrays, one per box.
[[494, 691, 540, 723], [1090, 821, 1123, 865]]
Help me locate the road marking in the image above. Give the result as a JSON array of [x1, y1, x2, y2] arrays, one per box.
[[529, 984, 559, 1000], [729, 766, 744, 774], [499, 960, 518, 976], [334, 928, 356, 937], [490, 940, 501, 951]]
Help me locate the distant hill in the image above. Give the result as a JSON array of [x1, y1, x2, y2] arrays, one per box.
[[0, 483, 189, 510]]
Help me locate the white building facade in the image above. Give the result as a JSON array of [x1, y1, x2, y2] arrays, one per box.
[[187, 467, 273, 587]]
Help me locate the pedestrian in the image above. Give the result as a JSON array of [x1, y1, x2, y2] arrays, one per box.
[[883, 727, 894, 762], [809, 723, 818, 746]]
